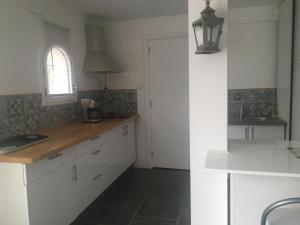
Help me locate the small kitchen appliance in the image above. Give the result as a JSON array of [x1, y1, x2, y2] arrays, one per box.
[[81, 99, 102, 123]]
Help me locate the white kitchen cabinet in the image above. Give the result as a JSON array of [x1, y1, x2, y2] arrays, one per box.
[[26, 162, 78, 225], [124, 121, 136, 166], [76, 141, 110, 212], [228, 125, 250, 140], [228, 125, 285, 140], [0, 120, 136, 225], [250, 126, 285, 140]]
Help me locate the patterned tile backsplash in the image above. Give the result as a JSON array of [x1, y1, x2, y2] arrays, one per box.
[[228, 88, 277, 118], [0, 89, 137, 141]]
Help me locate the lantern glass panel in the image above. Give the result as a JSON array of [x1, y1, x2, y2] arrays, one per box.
[[194, 23, 204, 48]]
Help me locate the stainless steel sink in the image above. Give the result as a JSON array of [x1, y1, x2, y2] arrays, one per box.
[[245, 117, 268, 121]]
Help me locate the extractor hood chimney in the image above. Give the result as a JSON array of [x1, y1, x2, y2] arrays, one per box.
[[83, 24, 120, 73]]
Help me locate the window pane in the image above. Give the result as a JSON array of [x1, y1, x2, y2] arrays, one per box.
[[46, 47, 73, 95]]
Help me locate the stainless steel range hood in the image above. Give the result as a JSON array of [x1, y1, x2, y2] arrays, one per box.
[[83, 24, 120, 73]]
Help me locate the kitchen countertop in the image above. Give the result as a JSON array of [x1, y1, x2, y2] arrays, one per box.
[[0, 115, 138, 164], [228, 117, 287, 126], [205, 140, 300, 178]]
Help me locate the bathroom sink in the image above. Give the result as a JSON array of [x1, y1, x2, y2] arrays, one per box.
[[245, 117, 268, 121]]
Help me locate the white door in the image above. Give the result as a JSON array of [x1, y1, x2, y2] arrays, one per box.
[[149, 36, 190, 169]]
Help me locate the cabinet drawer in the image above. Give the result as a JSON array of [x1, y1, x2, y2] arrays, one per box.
[[76, 142, 110, 212], [23, 146, 78, 186], [23, 132, 110, 186], [74, 132, 110, 157]]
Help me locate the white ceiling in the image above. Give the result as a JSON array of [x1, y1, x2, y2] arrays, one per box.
[[229, 0, 283, 9], [63, 0, 188, 20]]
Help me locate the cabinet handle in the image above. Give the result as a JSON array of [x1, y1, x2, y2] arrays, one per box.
[[123, 125, 128, 136], [48, 153, 63, 160], [90, 135, 101, 141], [93, 173, 102, 181], [245, 127, 249, 140], [123, 126, 127, 137], [91, 149, 102, 156], [251, 127, 255, 140], [72, 165, 77, 182]]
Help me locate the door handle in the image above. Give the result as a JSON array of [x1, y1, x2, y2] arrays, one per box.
[[91, 149, 102, 156], [251, 127, 255, 140], [93, 173, 102, 181], [48, 153, 63, 160], [72, 165, 77, 182], [245, 127, 249, 140]]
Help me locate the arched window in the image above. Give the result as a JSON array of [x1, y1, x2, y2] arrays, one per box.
[[43, 45, 76, 105], [46, 46, 73, 95]]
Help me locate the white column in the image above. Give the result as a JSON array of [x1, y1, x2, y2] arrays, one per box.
[[188, 0, 228, 225]]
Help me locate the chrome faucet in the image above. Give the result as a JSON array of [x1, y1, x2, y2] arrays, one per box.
[[261, 198, 300, 225], [239, 104, 244, 121]]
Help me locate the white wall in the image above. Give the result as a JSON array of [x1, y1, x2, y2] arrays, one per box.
[[277, 0, 293, 138], [292, 0, 300, 139], [189, 0, 228, 225], [228, 5, 278, 89], [101, 15, 188, 168], [0, 0, 101, 95]]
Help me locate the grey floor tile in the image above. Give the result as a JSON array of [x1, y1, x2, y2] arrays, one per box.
[[183, 194, 190, 210], [87, 202, 140, 225], [153, 169, 190, 186], [137, 198, 182, 219], [71, 168, 190, 225], [113, 183, 152, 204], [131, 216, 177, 225], [148, 183, 186, 201], [178, 210, 191, 225]]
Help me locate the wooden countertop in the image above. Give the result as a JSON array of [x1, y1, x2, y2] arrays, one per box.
[[0, 115, 138, 165]]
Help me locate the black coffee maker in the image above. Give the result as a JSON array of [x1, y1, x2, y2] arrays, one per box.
[[81, 99, 102, 123]]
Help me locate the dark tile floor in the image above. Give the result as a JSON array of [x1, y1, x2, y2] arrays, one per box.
[[71, 168, 191, 225]]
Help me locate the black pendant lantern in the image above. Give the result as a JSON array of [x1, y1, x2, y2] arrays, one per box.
[[192, 0, 224, 54]]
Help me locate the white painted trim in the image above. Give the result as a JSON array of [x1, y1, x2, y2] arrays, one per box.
[[143, 32, 188, 169]]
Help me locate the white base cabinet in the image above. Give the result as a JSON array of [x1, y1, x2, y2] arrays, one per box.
[[0, 120, 136, 225], [228, 125, 286, 140], [26, 162, 78, 225]]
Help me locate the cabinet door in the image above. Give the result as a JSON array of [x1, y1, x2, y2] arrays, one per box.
[[26, 163, 77, 225], [125, 121, 136, 166], [228, 126, 249, 140], [251, 126, 285, 140], [109, 127, 127, 178]]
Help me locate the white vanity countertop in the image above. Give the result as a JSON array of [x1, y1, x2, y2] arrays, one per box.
[[205, 140, 300, 178]]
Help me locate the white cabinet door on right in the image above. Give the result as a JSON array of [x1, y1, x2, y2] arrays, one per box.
[[251, 126, 285, 140]]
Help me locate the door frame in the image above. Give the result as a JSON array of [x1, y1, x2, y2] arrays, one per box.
[[143, 33, 189, 169]]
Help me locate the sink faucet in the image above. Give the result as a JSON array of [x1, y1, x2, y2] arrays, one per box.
[[239, 104, 244, 121]]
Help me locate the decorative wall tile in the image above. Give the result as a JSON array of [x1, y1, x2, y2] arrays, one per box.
[[25, 114, 39, 133], [24, 94, 42, 114], [228, 89, 277, 118], [8, 117, 26, 136], [0, 96, 7, 120], [7, 95, 25, 115], [0, 119, 9, 140], [0, 89, 137, 141]]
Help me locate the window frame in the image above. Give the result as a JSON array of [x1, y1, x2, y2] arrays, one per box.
[[42, 44, 77, 106]]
